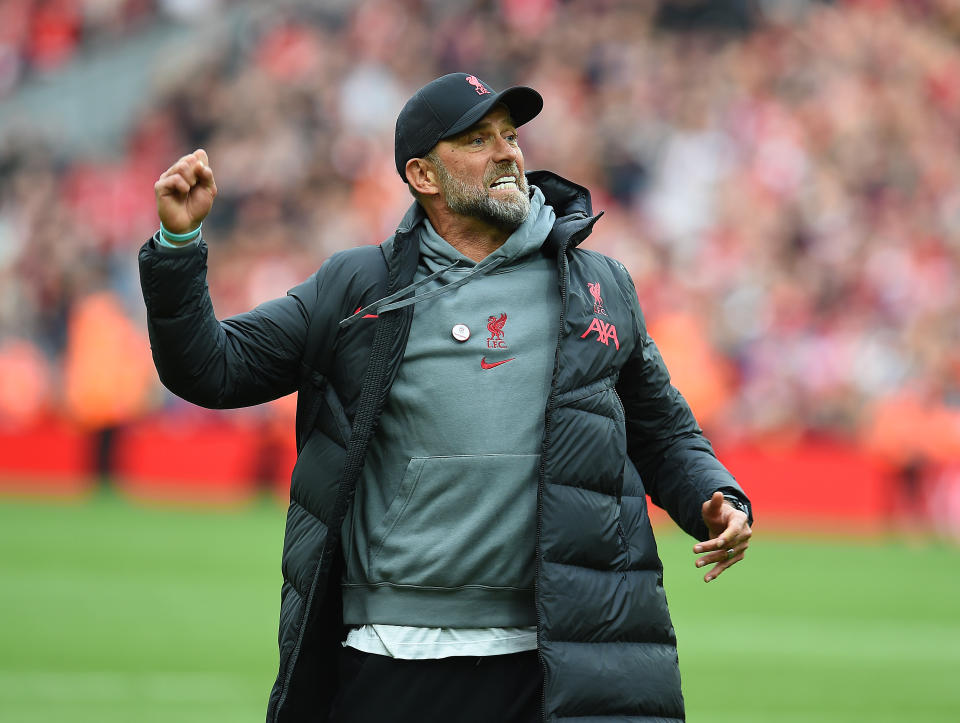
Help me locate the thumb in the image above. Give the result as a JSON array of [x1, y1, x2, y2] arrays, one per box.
[[702, 491, 724, 520]]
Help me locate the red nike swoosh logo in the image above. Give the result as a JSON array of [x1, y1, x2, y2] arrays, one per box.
[[353, 306, 378, 319], [480, 357, 515, 369]]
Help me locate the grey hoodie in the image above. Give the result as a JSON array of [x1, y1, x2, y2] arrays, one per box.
[[341, 188, 560, 628]]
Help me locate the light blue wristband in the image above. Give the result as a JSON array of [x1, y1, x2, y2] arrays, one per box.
[[160, 221, 202, 244]]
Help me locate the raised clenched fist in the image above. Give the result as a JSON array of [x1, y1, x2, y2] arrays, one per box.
[[154, 149, 218, 235]]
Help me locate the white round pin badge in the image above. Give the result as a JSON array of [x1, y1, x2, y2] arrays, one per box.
[[451, 324, 470, 342]]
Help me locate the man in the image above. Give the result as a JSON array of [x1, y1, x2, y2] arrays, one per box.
[[140, 73, 752, 723]]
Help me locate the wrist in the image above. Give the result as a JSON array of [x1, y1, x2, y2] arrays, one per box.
[[722, 494, 750, 520], [160, 221, 202, 245], [154, 228, 201, 252]]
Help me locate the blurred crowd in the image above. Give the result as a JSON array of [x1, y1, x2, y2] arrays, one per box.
[[2, 0, 960, 488], [0, 0, 228, 97]]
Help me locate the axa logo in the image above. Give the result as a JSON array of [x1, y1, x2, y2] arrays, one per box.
[[581, 317, 619, 350], [587, 282, 606, 316], [486, 313, 508, 349], [466, 75, 491, 95], [581, 283, 618, 349]]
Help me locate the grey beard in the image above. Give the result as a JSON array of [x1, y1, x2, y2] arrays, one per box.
[[433, 160, 531, 231]]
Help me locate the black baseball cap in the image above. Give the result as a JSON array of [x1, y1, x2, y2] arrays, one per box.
[[395, 73, 543, 180]]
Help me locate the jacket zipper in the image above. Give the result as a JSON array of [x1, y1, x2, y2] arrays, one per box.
[[274, 232, 414, 721], [536, 241, 569, 722]]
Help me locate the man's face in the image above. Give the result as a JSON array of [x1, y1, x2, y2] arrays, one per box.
[[429, 105, 530, 231]]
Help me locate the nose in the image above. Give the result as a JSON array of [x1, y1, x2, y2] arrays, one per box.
[[491, 134, 520, 164]]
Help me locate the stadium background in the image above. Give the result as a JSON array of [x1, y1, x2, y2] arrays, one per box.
[[1, 0, 958, 720]]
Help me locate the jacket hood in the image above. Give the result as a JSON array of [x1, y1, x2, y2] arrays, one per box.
[[390, 170, 599, 247], [418, 185, 555, 274], [526, 170, 604, 253], [526, 170, 594, 219]]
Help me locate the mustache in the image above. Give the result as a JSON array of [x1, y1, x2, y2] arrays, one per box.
[[484, 163, 525, 188]]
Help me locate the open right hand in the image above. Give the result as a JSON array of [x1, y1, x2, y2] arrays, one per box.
[[154, 149, 218, 234]]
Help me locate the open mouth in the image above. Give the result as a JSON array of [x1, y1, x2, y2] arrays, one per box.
[[490, 175, 519, 191]]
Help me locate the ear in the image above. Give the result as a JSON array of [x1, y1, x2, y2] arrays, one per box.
[[406, 157, 439, 196]]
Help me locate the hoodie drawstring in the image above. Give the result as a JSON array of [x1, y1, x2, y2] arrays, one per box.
[[339, 256, 506, 328], [377, 256, 507, 313]]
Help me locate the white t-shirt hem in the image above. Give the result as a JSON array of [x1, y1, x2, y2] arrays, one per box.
[[343, 624, 538, 659]]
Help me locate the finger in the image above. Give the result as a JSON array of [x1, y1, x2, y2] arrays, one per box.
[[159, 152, 200, 180], [196, 162, 216, 192], [693, 538, 718, 554], [701, 491, 724, 517], [174, 157, 202, 186], [696, 540, 749, 569], [162, 153, 205, 186], [158, 165, 181, 181], [693, 525, 739, 553], [195, 148, 209, 166], [156, 174, 190, 195], [694, 515, 751, 557], [204, 173, 218, 198], [714, 517, 745, 550], [155, 174, 190, 196], [703, 548, 746, 583], [158, 160, 197, 187], [700, 492, 725, 534]]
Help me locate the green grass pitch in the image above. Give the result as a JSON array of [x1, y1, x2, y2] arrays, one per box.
[[1, 493, 958, 722]]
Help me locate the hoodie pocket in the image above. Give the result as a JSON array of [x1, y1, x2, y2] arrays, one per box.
[[368, 454, 538, 590]]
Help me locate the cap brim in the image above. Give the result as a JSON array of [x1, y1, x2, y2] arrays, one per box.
[[441, 86, 544, 140]]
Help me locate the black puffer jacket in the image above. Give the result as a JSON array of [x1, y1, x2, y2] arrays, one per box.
[[138, 171, 748, 723]]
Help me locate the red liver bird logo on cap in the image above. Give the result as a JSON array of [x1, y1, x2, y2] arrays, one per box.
[[466, 75, 491, 95]]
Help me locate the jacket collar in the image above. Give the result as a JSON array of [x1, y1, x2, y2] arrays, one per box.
[[528, 170, 603, 254], [381, 202, 425, 293]]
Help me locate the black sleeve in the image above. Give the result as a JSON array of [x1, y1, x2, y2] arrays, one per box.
[[138, 235, 316, 409], [615, 274, 751, 540]]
